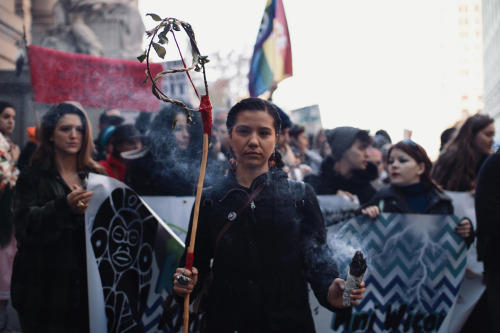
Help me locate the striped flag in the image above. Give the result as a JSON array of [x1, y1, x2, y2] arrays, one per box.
[[249, 0, 293, 97]]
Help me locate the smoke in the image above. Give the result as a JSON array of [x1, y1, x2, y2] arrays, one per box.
[[327, 229, 371, 278]]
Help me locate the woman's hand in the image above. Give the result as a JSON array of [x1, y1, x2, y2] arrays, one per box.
[[337, 190, 357, 203], [67, 185, 93, 213], [173, 267, 198, 297], [361, 205, 380, 219], [327, 278, 365, 308], [456, 219, 472, 238], [10, 143, 20, 162]]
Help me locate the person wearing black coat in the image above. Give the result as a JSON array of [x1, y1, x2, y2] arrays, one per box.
[[172, 98, 365, 333], [364, 140, 474, 247], [304, 126, 377, 204], [475, 150, 500, 333]]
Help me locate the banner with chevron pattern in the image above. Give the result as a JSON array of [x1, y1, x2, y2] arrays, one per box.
[[311, 213, 467, 333], [86, 174, 203, 333]]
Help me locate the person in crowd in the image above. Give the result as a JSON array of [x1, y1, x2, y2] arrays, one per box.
[[312, 128, 327, 154], [432, 113, 495, 333], [125, 104, 200, 196], [213, 109, 230, 159], [375, 129, 392, 145], [172, 98, 365, 332], [439, 126, 456, 153], [274, 104, 295, 167], [98, 124, 142, 182], [273, 105, 312, 181], [432, 113, 495, 192], [11, 101, 104, 333], [94, 108, 125, 161], [475, 149, 500, 333], [0, 101, 20, 333], [304, 126, 378, 204], [364, 140, 473, 245], [367, 147, 385, 191], [289, 124, 322, 173], [134, 111, 152, 136], [17, 126, 38, 172]]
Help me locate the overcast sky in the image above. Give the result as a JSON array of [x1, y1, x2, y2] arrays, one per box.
[[138, 0, 469, 159]]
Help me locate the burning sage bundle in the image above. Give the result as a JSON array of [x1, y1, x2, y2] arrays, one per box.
[[342, 250, 367, 306]]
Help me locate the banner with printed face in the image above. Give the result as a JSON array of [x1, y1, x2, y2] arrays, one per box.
[[310, 213, 467, 333], [85, 174, 203, 333], [28, 45, 163, 111]]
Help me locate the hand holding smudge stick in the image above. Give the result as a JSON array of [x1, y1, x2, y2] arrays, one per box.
[[343, 251, 367, 306]]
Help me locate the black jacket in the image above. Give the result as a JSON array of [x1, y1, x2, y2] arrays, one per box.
[[368, 184, 475, 246], [12, 162, 92, 332], [304, 158, 378, 204], [368, 184, 454, 215], [180, 170, 344, 332], [475, 151, 500, 273]]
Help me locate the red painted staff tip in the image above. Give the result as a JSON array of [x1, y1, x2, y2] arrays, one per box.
[[185, 252, 194, 270], [199, 94, 212, 135]]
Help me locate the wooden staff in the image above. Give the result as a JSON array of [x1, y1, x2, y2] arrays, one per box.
[[183, 94, 212, 333]]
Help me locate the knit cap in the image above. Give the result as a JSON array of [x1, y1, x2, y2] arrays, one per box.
[[325, 126, 361, 163]]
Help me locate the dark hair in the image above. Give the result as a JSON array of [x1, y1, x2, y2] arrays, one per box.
[[289, 124, 305, 140], [273, 103, 292, 130], [227, 98, 281, 135], [226, 98, 283, 170], [375, 129, 392, 144], [439, 127, 456, 152], [432, 113, 494, 191], [389, 139, 440, 191], [110, 124, 141, 145], [99, 109, 124, 126], [31, 101, 102, 172], [0, 101, 14, 115], [148, 104, 198, 160]]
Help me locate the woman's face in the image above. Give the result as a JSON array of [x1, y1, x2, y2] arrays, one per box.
[[388, 148, 424, 187], [51, 114, 83, 156], [174, 113, 190, 151], [342, 139, 369, 171], [229, 110, 277, 172], [297, 132, 309, 153], [474, 123, 495, 155], [0, 107, 16, 135]]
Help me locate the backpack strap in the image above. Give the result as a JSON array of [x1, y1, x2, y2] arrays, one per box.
[[287, 178, 305, 207]]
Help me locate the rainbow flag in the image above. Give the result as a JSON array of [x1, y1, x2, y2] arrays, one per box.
[[249, 0, 293, 97]]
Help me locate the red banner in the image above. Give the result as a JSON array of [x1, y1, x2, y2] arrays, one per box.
[[28, 45, 163, 111]]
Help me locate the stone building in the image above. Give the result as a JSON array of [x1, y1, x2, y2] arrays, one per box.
[[0, 0, 145, 146]]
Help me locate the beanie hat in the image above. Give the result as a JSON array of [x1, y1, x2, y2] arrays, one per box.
[[325, 126, 361, 163], [273, 104, 292, 130]]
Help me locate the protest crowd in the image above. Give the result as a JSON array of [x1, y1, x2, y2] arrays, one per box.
[[0, 96, 498, 333]]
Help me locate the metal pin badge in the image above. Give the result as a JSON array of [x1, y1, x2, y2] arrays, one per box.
[[228, 212, 237, 221]]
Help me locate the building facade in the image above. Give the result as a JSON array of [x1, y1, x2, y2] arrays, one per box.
[[482, 0, 500, 134]]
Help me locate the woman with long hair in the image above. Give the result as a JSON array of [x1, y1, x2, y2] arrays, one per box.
[[363, 139, 473, 240], [0, 101, 20, 332], [11, 101, 103, 332], [432, 113, 495, 192], [125, 104, 204, 195], [172, 98, 365, 332], [432, 114, 495, 332]]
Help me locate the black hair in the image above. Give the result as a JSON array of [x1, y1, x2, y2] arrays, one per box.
[[226, 98, 281, 135], [0, 101, 14, 115], [226, 98, 284, 170]]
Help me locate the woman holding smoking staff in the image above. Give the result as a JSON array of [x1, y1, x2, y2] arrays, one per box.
[[11, 102, 104, 333], [173, 98, 365, 333]]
